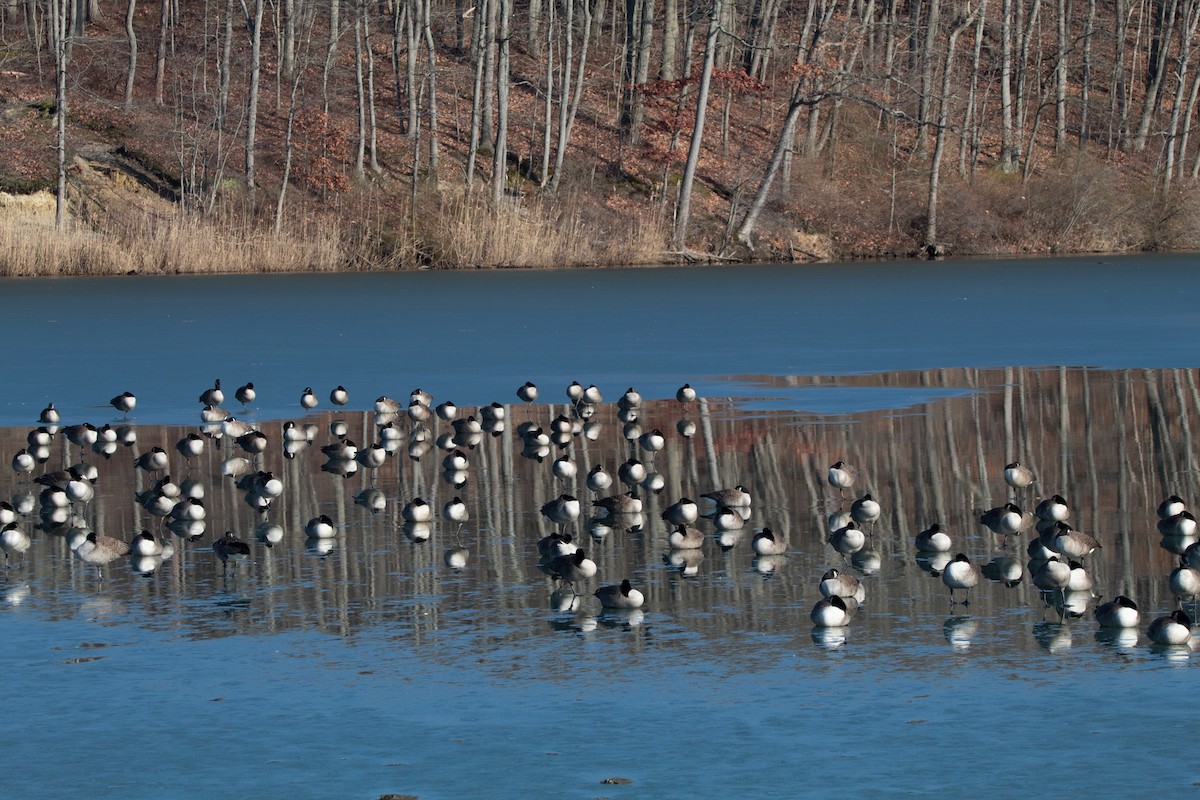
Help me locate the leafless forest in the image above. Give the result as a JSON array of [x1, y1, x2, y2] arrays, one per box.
[[3, 0, 1200, 271]]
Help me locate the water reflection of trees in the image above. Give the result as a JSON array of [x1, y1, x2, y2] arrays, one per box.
[[2, 367, 1196, 659]]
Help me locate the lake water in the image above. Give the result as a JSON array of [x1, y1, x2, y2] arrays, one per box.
[[3, 255, 1200, 799]]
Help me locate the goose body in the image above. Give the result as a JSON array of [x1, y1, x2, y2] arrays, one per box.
[[702, 485, 752, 508], [0, 523, 31, 560], [443, 496, 469, 523], [129, 529, 163, 557], [676, 384, 697, 404], [1148, 610, 1193, 645], [751, 528, 787, 556], [1034, 495, 1070, 522], [1094, 595, 1141, 629], [1047, 522, 1101, 559], [305, 515, 336, 539], [595, 579, 644, 609], [915, 523, 952, 553], [810, 595, 855, 627], [819, 568, 865, 603], [827, 461, 857, 492], [586, 464, 613, 493], [1169, 561, 1200, 601], [517, 382, 538, 403], [402, 498, 432, 522], [537, 532, 578, 559], [134, 447, 169, 473], [540, 494, 581, 525], [235, 382, 256, 406], [981, 503, 1025, 536], [1158, 511, 1197, 538], [330, 385, 349, 406], [593, 492, 642, 516], [110, 391, 136, 417], [942, 553, 981, 602], [850, 494, 881, 525], [39, 404, 60, 424], [547, 549, 597, 585], [828, 522, 866, 555], [199, 380, 224, 407], [662, 498, 699, 526], [300, 387, 318, 411], [1003, 461, 1035, 489], [667, 524, 704, 550], [176, 433, 205, 461], [1033, 556, 1071, 592], [213, 531, 250, 566], [75, 532, 131, 568]]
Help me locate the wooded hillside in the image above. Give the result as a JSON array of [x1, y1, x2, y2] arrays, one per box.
[[1, 0, 1198, 272]]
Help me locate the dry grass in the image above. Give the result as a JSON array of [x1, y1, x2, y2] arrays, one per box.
[[0, 211, 348, 277], [419, 187, 668, 268]]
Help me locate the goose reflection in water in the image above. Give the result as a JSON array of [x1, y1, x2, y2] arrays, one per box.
[[5, 365, 1200, 664]]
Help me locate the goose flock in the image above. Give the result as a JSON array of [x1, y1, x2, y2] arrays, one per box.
[[2, 378, 1197, 649]]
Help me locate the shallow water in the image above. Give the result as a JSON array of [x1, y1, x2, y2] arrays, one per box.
[[3, 257, 1200, 798]]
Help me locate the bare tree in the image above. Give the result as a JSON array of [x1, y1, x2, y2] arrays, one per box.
[[124, 0, 136, 109], [672, 0, 721, 251], [926, 3, 979, 253], [245, 0, 265, 206]]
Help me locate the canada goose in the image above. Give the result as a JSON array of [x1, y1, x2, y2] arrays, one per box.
[[980, 502, 1025, 537], [810, 595, 855, 627], [593, 492, 642, 516], [702, 485, 752, 508], [586, 464, 613, 493], [517, 381, 538, 404], [305, 515, 336, 539], [1032, 496, 1069, 524], [667, 524, 704, 550], [549, 454, 576, 483], [235, 430, 268, 455], [1148, 609, 1193, 645], [199, 379, 224, 407], [0, 522, 31, 562], [1159, 495, 1188, 520], [12, 449, 35, 476], [676, 383, 697, 404], [39, 403, 60, 424], [110, 391, 136, 418], [662, 498, 699, 526], [1033, 556, 1071, 596], [1046, 522, 1101, 559], [617, 459, 647, 488], [828, 521, 866, 555], [176, 433, 205, 462], [546, 549, 597, 586], [408, 400, 431, 423], [1158, 511, 1197, 538], [433, 400, 458, 422], [235, 382, 256, 406], [134, 447, 169, 473], [200, 405, 227, 423], [850, 494, 881, 525], [1003, 461, 1035, 490], [330, 385, 349, 406], [566, 381, 585, 403], [375, 396, 402, 414], [443, 496, 469, 523], [1094, 595, 1141, 628], [401, 497, 432, 523], [75, 532, 131, 572], [942, 553, 981, 603], [538, 532, 578, 559], [321, 439, 358, 461], [480, 402, 506, 422], [819, 568, 866, 603], [583, 385, 603, 404], [129, 529, 164, 557], [1067, 560, 1094, 592], [541, 494, 581, 525], [638, 429, 665, 453], [64, 423, 98, 450], [442, 449, 469, 471], [915, 523, 952, 553], [751, 528, 787, 555], [827, 461, 857, 496], [300, 387, 318, 411], [212, 531, 250, 567], [1169, 558, 1200, 602], [409, 388, 433, 407], [595, 579, 644, 609]]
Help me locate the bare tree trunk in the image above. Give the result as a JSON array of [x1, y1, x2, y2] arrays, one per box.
[[959, 0, 987, 176], [405, 0, 419, 137], [914, 0, 940, 160], [999, 0, 1015, 170], [420, 0, 439, 179], [661, 0, 678, 79], [672, 0, 721, 251], [926, 5, 978, 251], [366, 3, 381, 174], [322, 0, 341, 113], [482, 0, 496, 146], [1053, 0, 1068, 151], [49, 0, 69, 229], [466, 0, 489, 184], [1133, 0, 1178, 152], [549, 0, 593, 193], [353, 1, 366, 178], [124, 0, 136, 108], [540, 0, 555, 185], [1163, 0, 1200, 190], [491, 0, 512, 205], [246, 0, 265, 206], [282, 0, 296, 80], [154, 0, 168, 105], [528, 0, 543, 56], [1079, 0, 1095, 148]]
